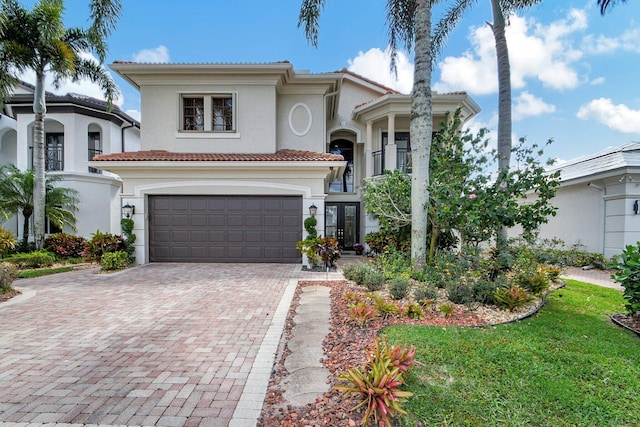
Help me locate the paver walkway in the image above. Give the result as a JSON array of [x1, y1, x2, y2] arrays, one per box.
[[0, 263, 339, 427]]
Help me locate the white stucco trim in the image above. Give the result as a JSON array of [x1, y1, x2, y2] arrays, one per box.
[[327, 123, 362, 144], [132, 180, 314, 198], [288, 103, 312, 136]]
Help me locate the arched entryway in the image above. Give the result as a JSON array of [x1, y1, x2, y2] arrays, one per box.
[[329, 139, 353, 193]]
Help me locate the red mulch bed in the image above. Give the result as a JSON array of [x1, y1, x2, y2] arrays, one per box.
[[0, 288, 20, 302], [258, 280, 487, 427]]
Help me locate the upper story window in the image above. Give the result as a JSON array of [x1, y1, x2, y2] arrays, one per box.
[[181, 94, 235, 132], [88, 131, 102, 174], [45, 133, 64, 171]]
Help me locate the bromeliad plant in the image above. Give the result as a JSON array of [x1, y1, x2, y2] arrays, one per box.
[[336, 337, 419, 427]]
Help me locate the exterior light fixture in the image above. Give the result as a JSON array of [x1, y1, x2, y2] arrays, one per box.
[[122, 203, 135, 219], [309, 204, 318, 218]]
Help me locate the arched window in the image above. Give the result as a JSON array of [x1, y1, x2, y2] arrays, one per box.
[[329, 139, 354, 193]]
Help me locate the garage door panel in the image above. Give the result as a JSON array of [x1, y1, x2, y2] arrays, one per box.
[[149, 195, 302, 263]]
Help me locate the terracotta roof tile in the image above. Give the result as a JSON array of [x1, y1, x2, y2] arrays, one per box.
[[93, 149, 344, 162]]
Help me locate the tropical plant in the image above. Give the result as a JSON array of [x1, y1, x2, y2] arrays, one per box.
[[598, 0, 627, 14], [610, 242, 640, 316], [389, 276, 411, 300], [101, 250, 128, 270], [314, 236, 341, 268], [0, 226, 16, 257], [84, 230, 126, 261], [5, 249, 56, 268], [44, 232, 87, 258], [494, 285, 533, 311], [433, 0, 543, 249], [0, 0, 121, 249], [347, 302, 379, 327], [0, 165, 79, 250], [335, 337, 417, 427], [299, 0, 435, 269]]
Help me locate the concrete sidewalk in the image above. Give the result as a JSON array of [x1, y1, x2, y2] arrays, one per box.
[[561, 266, 623, 291]]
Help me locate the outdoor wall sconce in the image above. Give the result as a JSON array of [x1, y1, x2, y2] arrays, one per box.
[[634, 200, 639, 215], [309, 204, 318, 218], [122, 203, 135, 219]]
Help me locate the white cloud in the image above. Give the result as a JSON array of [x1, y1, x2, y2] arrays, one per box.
[[582, 28, 640, 54], [132, 45, 170, 63], [435, 9, 586, 94], [347, 47, 413, 94], [590, 77, 605, 85], [577, 98, 640, 134], [17, 52, 123, 107], [513, 92, 556, 120], [125, 109, 141, 122]]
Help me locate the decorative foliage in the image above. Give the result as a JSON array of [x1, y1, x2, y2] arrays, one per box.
[[335, 337, 417, 427], [5, 249, 56, 268], [611, 242, 640, 316], [405, 301, 425, 319], [101, 250, 129, 271], [347, 302, 379, 327], [44, 233, 87, 258], [494, 285, 534, 311], [314, 236, 341, 268], [0, 227, 16, 257], [84, 230, 127, 261], [120, 218, 137, 263], [439, 302, 456, 317]]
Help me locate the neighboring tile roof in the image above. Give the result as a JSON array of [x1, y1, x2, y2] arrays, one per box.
[[92, 149, 344, 162], [336, 68, 400, 95], [548, 142, 640, 181]]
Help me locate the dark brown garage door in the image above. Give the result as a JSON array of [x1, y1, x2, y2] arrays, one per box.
[[149, 195, 302, 263]]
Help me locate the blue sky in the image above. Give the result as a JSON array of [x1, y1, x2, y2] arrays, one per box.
[[19, 0, 640, 164]]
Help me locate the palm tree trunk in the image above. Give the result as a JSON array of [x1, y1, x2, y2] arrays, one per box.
[[491, 0, 511, 249], [33, 71, 47, 250], [21, 210, 32, 250], [410, 0, 434, 270]]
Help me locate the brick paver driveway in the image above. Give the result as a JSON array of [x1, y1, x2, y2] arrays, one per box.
[[0, 263, 302, 427]]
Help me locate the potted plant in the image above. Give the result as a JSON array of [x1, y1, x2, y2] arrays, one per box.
[[353, 243, 364, 255]]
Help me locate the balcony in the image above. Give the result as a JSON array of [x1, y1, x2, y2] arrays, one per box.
[[372, 147, 411, 176]]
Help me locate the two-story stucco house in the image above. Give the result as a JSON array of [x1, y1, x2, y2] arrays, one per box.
[[0, 81, 140, 240], [92, 61, 480, 264]]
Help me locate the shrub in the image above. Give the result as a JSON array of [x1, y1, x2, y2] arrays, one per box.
[[0, 227, 16, 257], [389, 277, 411, 300], [494, 285, 534, 311], [411, 265, 444, 287], [85, 230, 127, 261], [335, 337, 417, 427], [5, 250, 56, 268], [1, 262, 18, 292], [611, 243, 640, 316], [101, 251, 130, 271], [365, 228, 410, 255], [363, 269, 386, 292], [472, 278, 505, 305], [413, 283, 438, 307], [447, 281, 476, 308], [315, 236, 341, 268], [44, 233, 87, 258], [374, 247, 412, 279], [297, 237, 322, 267], [343, 263, 375, 287]]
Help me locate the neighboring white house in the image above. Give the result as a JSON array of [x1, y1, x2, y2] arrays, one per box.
[[0, 81, 140, 240], [92, 61, 480, 264], [530, 142, 640, 259]]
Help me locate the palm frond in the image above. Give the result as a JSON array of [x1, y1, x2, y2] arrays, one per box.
[[297, 0, 325, 47], [69, 57, 120, 108], [386, 0, 416, 76], [433, 0, 476, 57]]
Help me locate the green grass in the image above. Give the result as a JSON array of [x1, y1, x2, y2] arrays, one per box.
[[383, 280, 640, 427], [18, 266, 74, 278]]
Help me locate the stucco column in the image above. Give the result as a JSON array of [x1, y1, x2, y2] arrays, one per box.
[[385, 114, 397, 171], [365, 121, 373, 178]]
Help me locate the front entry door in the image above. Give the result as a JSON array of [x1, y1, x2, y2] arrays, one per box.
[[325, 203, 360, 250]]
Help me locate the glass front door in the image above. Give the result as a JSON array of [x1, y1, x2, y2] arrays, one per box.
[[325, 202, 360, 250]]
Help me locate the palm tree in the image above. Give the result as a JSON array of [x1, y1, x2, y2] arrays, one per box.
[[0, 164, 79, 250], [0, 0, 121, 249], [433, 0, 541, 248], [299, 0, 434, 268], [598, 0, 627, 14]]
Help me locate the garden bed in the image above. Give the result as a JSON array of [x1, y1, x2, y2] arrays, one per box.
[[258, 278, 563, 426]]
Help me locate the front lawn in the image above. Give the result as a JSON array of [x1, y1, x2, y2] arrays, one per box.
[[384, 280, 640, 426]]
